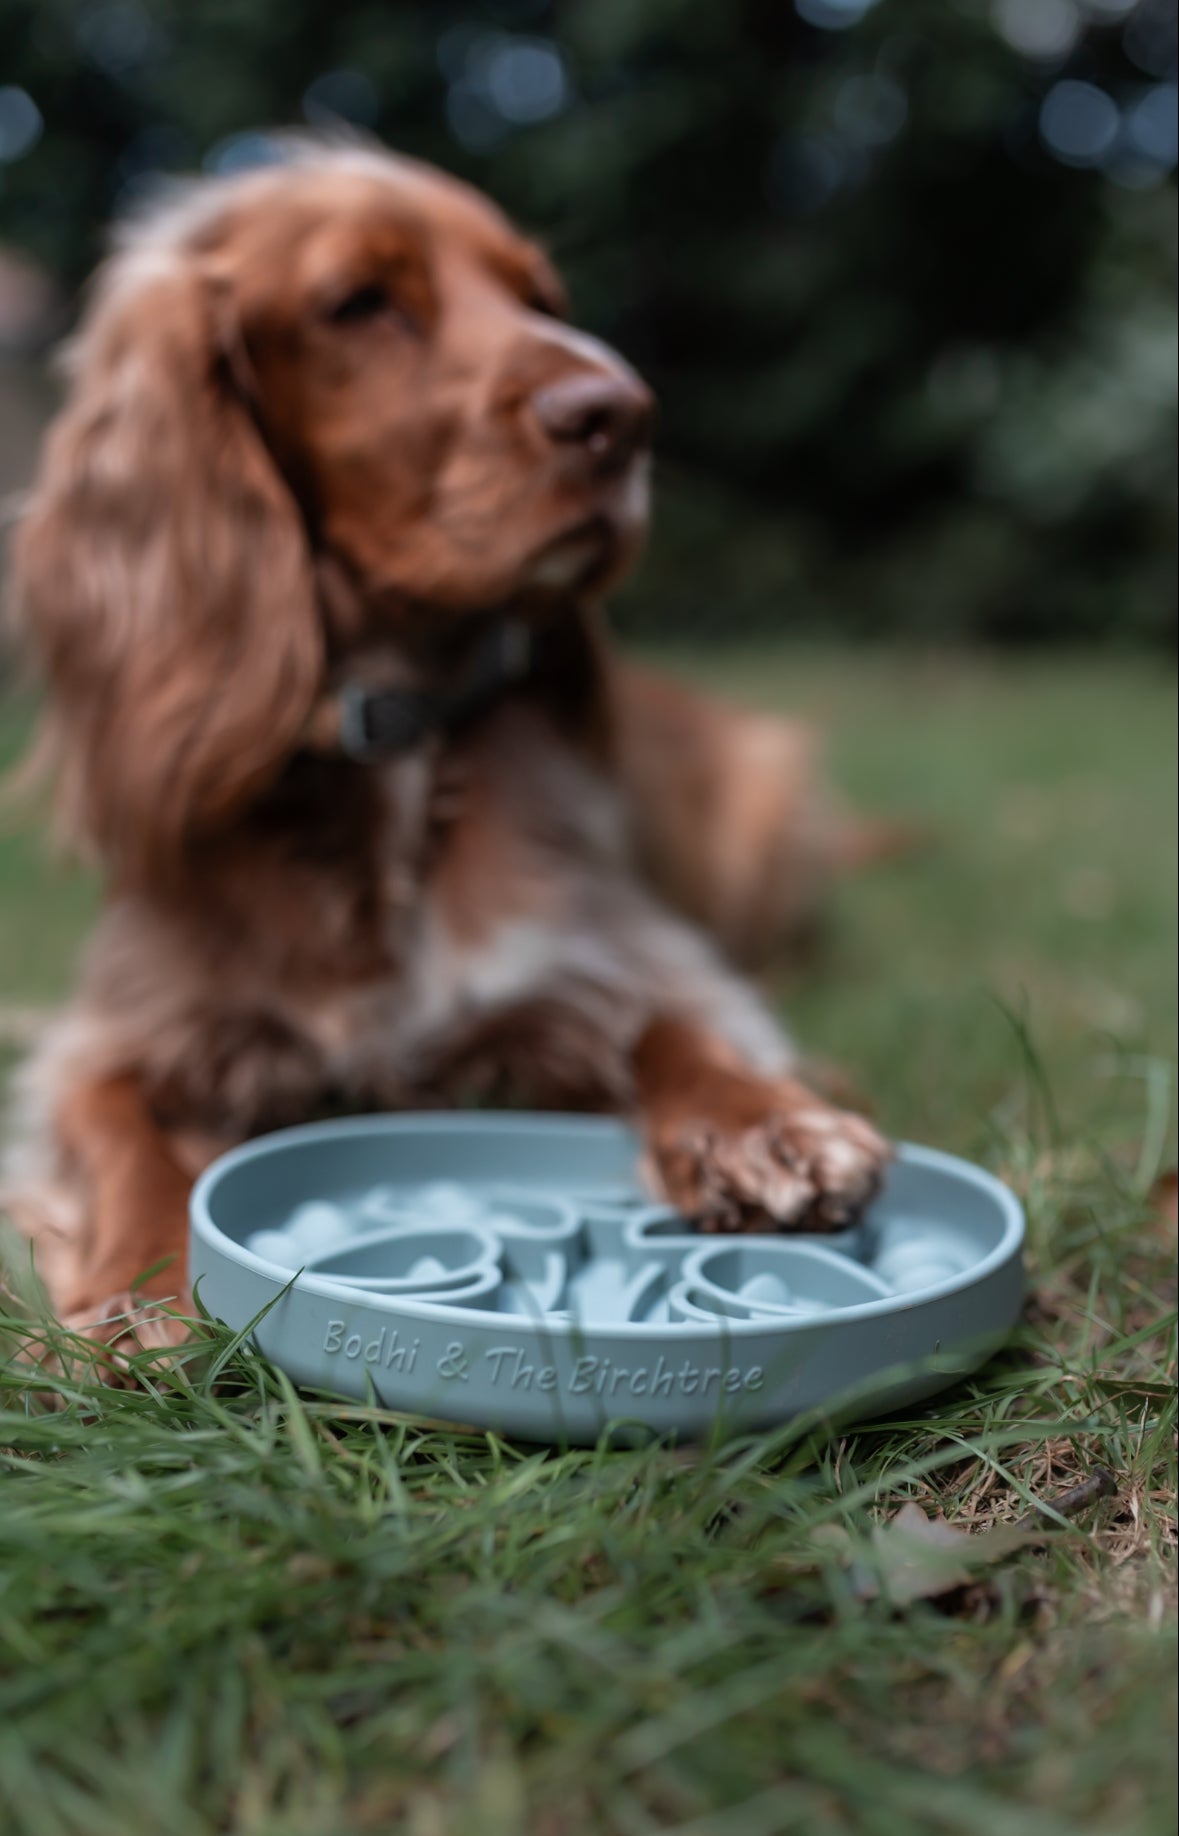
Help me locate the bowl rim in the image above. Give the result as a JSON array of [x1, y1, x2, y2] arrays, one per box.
[[189, 1113, 1025, 1340]]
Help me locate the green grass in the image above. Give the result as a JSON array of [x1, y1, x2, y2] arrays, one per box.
[[1, 648, 1176, 1836]]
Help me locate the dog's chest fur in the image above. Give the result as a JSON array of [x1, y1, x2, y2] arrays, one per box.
[[76, 702, 636, 1140]]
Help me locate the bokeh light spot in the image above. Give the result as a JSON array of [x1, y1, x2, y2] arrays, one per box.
[[992, 0, 1081, 62], [833, 73, 908, 146], [446, 82, 508, 153], [1123, 1, 1178, 80], [0, 87, 44, 164], [203, 131, 288, 177], [1039, 79, 1120, 164], [483, 37, 568, 123], [795, 0, 881, 33], [75, 2, 155, 76], [1124, 81, 1178, 167], [768, 133, 852, 214]]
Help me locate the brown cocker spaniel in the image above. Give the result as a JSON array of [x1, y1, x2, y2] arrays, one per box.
[[3, 140, 888, 1345]]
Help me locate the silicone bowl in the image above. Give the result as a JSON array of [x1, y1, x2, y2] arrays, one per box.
[[189, 1114, 1024, 1444]]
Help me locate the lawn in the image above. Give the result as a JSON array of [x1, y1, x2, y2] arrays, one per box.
[[1, 647, 1175, 1836]]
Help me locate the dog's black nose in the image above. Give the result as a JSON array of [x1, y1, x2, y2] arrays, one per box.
[[531, 371, 654, 473]]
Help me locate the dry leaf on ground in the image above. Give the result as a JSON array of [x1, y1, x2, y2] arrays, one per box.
[[852, 1504, 1029, 1607], [809, 1474, 1117, 1609]]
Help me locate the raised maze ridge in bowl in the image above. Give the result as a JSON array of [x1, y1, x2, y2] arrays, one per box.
[[247, 1183, 974, 1329]]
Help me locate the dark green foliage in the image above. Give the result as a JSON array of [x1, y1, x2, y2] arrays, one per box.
[[0, 0, 1175, 641]]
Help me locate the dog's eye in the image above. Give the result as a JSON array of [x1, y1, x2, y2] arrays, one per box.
[[326, 284, 391, 326]]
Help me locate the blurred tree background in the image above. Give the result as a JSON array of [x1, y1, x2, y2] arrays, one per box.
[[0, 0, 1175, 645]]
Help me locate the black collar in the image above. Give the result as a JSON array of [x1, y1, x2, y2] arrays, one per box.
[[308, 620, 533, 764]]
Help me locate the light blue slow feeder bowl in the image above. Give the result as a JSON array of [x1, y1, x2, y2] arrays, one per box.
[[189, 1114, 1025, 1444]]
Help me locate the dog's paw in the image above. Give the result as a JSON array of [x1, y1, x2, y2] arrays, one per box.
[[644, 1076, 891, 1233], [59, 1291, 193, 1368]]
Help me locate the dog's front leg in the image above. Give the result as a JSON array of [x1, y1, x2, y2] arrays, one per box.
[[51, 1073, 194, 1342], [631, 1014, 890, 1235]]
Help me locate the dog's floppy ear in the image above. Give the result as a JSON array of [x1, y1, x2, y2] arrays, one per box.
[[10, 244, 323, 885]]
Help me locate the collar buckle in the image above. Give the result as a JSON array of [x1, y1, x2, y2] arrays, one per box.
[[327, 620, 534, 764], [337, 682, 439, 763]]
